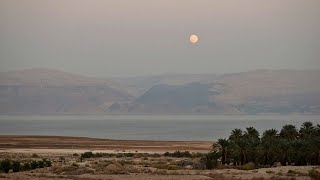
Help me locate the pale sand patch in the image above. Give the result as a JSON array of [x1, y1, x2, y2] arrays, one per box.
[[0, 148, 167, 155], [0, 135, 212, 155]]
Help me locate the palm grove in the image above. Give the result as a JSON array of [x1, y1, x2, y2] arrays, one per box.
[[205, 121, 320, 169]]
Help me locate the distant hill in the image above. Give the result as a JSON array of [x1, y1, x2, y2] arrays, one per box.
[[1, 68, 320, 115], [0, 68, 118, 87], [112, 74, 219, 97], [110, 69, 320, 114], [0, 68, 133, 114], [213, 69, 320, 114]]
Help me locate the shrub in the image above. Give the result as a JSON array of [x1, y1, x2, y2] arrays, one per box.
[[199, 152, 221, 170], [149, 153, 161, 158], [163, 151, 192, 158], [22, 162, 31, 171], [266, 170, 274, 174], [277, 172, 283, 176], [309, 169, 320, 180], [153, 169, 167, 175], [152, 163, 182, 170], [73, 153, 79, 157], [0, 159, 12, 173], [72, 163, 79, 167], [287, 170, 295, 174], [125, 153, 134, 157], [12, 161, 21, 172], [30, 161, 38, 169], [118, 160, 134, 166], [43, 159, 52, 167], [116, 153, 123, 158], [59, 156, 65, 162], [81, 151, 94, 158], [287, 169, 306, 176], [241, 162, 256, 170], [192, 152, 204, 158], [95, 153, 103, 157], [176, 160, 193, 167], [38, 161, 45, 168], [32, 153, 39, 158]]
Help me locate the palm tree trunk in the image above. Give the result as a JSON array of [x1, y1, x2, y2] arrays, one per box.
[[221, 150, 226, 165]]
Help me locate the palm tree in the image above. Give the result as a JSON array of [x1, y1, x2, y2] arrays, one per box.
[[244, 127, 260, 164], [229, 128, 243, 141], [245, 127, 260, 139], [229, 128, 250, 165], [279, 124, 299, 165], [261, 129, 279, 165], [299, 122, 319, 165], [299, 121, 315, 139], [313, 124, 320, 165], [216, 138, 229, 165], [278, 138, 290, 166], [280, 124, 298, 140]]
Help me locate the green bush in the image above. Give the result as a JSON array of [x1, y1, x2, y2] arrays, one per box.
[[163, 151, 192, 158], [151, 153, 161, 158], [12, 161, 21, 172], [38, 161, 45, 168], [95, 153, 103, 157], [22, 162, 31, 171], [0, 159, 12, 173], [125, 153, 134, 157], [43, 159, 52, 167], [200, 152, 221, 169], [81, 151, 94, 158], [0, 159, 51, 172], [30, 161, 38, 169]]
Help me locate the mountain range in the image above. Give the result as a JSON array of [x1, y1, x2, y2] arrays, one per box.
[[1, 68, 320, 115]]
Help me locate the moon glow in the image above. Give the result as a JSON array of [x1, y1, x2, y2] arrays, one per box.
[[189, 35, 199, 44]]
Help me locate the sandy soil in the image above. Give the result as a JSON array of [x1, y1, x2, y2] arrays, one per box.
[[1, 173, 213, 180], [0, 136, 319, 180], [1, 165, 318, 180], [0, 135, 212, 154]]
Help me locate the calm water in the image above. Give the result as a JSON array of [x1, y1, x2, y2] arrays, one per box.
[[0, 115, 319, 141]]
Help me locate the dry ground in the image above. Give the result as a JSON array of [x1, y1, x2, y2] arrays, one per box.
[[0, 136, 319, 180], [0, 135, 212, 154]]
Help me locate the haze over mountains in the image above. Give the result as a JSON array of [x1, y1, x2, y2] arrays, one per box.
[[0, 68, 133, 114], [0, 68, 319, 115]]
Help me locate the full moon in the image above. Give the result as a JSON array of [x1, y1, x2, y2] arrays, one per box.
[[189, 34, 199, 44]]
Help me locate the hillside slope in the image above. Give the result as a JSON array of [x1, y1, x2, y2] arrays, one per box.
[[112, 69, 320, 114], [0, 68, 132, 114], [1, 69, 320, 114]]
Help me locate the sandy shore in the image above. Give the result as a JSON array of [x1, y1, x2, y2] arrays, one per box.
[[0, 135, 212, 154]]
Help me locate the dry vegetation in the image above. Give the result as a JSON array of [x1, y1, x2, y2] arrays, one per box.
[[0, 151, 319, 180]]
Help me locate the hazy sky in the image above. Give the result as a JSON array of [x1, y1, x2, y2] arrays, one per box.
[[0, 0, 320, 77]]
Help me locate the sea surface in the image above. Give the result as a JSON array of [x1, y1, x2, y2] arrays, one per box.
[[0, 115, 319, 141]]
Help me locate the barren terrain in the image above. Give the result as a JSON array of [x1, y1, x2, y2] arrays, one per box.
[[0, 136, 319, 179]]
